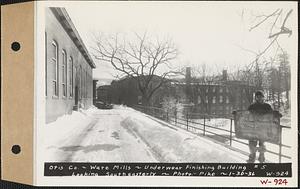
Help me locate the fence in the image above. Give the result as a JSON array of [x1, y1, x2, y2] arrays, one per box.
[[133, 105, 291, 163]]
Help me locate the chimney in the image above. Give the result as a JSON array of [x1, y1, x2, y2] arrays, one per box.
[[222, 70, 227, 81], [186, 67, 191, 85], [185, 67, 192, 103]]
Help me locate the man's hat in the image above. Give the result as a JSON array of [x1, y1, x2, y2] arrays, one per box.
[[255, 90, 264, 97]]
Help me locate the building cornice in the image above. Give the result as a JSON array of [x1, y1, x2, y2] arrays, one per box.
[[50, 7, 96, 69]]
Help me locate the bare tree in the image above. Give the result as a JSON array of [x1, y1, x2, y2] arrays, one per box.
[[278, 51, 290, 109], [92, 32, 179, 105], [190, 64, 219, 115], [265, 51, 290, 109], [233, 8, 294, 106], [242, 8, 293, 71]]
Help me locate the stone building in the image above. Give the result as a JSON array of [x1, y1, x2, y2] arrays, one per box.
[[45, 7, 96, 123]]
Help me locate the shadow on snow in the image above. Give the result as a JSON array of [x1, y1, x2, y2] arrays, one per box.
[[59, 144, 120, 153]]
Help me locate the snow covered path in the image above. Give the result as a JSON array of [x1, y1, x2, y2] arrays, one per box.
[[45, 109, 158, 162], [43, 106, 248, 163]]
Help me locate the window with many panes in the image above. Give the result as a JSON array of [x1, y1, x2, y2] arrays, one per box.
[[62, 50, 67, 97], [212, 96, 216, 104], [79, 66, 82, 98], [219, 95, 223, 103], [52, 41, 58, 97], [86, 71, 88, 98], [198, 95, 201, 104], [69, 57, 73, 97], [226, 96, 229, 103]]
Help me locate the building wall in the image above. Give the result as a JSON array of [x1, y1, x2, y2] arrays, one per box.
[[110, 79, 141, 105], [190, 84, 255, 116], [96, 85, 111, 103], [107, 76, 170, 107], [93, 80, 98, 103], [96, 75, 254, 117], [45, 9, 93, 123]]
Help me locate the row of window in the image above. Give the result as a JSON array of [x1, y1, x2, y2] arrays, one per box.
[[210, 110, 233, 115], [210, 105, 232, 111], [45, 34, 91, 99], [197, 95, 230, 104], [48, 39, 74, 98], [197, 87, 249, 93], [197, 96, 250, 104], [199, 106, 248, 114]]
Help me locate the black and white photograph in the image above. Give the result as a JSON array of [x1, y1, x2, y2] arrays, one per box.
[[35, 1, 298, 187]]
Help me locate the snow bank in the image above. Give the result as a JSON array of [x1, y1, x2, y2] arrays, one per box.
[[116, 106, 246, 163], [117, 105, 292, 163], [44, 107, 98, 146], [84, 105, 99, 114]]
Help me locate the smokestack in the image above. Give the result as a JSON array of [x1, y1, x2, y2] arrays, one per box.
[[222, 70, 227, 81], [185, 67, 192, 103], [186, 67, 191, 85]]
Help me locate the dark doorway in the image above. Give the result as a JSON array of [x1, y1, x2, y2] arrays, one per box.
[[75, 86, 79, 105]]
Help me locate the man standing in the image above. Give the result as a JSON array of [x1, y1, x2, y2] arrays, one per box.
[[247, 91, 273, 163]]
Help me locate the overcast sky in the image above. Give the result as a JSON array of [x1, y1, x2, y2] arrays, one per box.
[[60, 1, 297, 82]]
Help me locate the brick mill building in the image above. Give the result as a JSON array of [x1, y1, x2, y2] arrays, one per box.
[[45, 7, 96, 123], [179, 68, 256, 116], [97, 68, 255, 117]]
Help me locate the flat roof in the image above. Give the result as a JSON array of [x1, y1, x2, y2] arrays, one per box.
[[50, 7, 96, 69]]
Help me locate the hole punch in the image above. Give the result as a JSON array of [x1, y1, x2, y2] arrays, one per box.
[[11, 42, 21, 51], [11, 145, 21, 154]]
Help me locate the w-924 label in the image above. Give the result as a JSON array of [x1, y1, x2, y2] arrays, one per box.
[[260, 179, 288, 186]]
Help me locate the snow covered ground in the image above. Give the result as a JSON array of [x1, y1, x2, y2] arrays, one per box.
[[166, 113, 292, 163], [42, 105, 251, 163]]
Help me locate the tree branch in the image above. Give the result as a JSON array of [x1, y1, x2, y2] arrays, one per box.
[[249, 9, 280, 32], [92, 32, 179, 105]]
